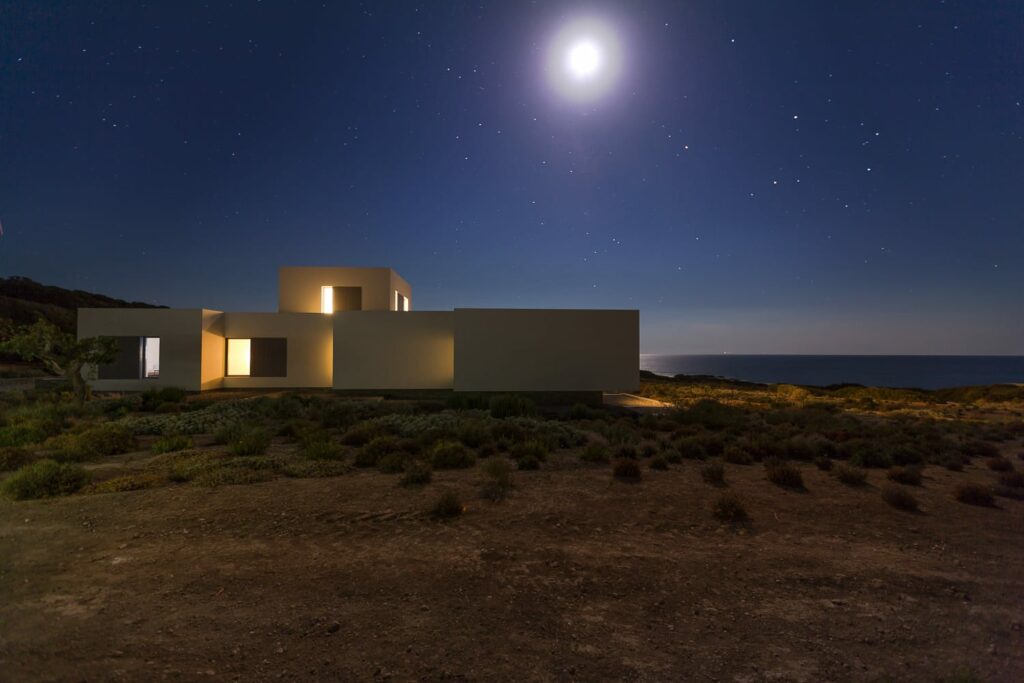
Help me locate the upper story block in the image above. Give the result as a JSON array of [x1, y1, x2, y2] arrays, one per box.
[[278, 267, 412, 314]]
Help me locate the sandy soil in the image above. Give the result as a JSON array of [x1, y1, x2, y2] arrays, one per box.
[[1, 453, 1022, 682]]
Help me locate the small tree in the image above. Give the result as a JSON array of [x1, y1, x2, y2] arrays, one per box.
[[0, 320, 117, 404]]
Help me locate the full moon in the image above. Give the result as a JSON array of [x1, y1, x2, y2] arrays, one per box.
[[567, 40, 602, 79], [546, 18, 623, 102]]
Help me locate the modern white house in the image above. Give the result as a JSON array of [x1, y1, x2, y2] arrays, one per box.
[[77, 267, 639, 393]]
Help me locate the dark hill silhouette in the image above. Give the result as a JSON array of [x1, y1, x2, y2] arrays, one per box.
[[0, 276, 164, 333]]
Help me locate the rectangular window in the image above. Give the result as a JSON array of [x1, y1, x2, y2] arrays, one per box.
[[396, 292, 409, 311], [226, 338, 287, 377], [98, 336, 159, 379], [321, 285, 334, 314], [226, 338, 251, 376], [143, 337, 160, 378]]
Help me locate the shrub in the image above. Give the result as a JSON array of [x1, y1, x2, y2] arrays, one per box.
[[764, 457, 804, 490], [431, 491, 464, 519], [355, 435, 402, 467], [140, 387, 188, 412], [887, 466, 923, 486], [302, 439, 345, 461], [480, 457, 514, 500], [712, 493, 749, 524], [662, 448, 683, 464], [939, 453, 965, 471], [954, 483, 995, 507], [569, 403, 591, 420], [340, 422, 386, 447], [675, 437, 708, 460], [47, 423, 138, 461], [90, 473, 164, 494], [814, 455, 833, 471], [986, 457, 1013, 472], [848, 449, 893, 470], [281, 460, 349, 479], [964, 440, 999, 459], [214, 422, 246, 445], [612, 459, 641, 481], [193, 466, 274, 487], [834, 463, 867, 487], [2, 459, 90, 500], [377, 452, 410, 474], [650, 455, 669, 470], [0, 423, 50, 448], [580, 443, 610, 463], [722, 444, 753, 465], [640, 443, 658, 458], [430, 441, 476, 470], [881, 484, 919, 512], [400, 459, 432, 486], [456, 421, 492, 449], [0, 446, 34, 472], [997, 471, 1024, 488], [230, 429, 271, 456], [151, 434, 192, 454], [516, 454, 540, 471], [700, 461, 725, 486], [489, 394, 535, 419], [510, 439, 547, 463], [615, 444, 638, 460]]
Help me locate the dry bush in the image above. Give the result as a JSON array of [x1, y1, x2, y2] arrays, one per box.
[[712, 492, 749, 524], [986, 457, 1013, 472], [834, 463, 867, 487], [431, 491, 464, 519], [612, 459, 641, 481], [881, 484, 919, 512], [887, 466, 922, 486], [954, 483, 995, 507], [764, 457, 805, 490], [700, 460, 725, 486]]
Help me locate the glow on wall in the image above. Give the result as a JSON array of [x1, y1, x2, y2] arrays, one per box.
[[226, 338, 251, 376]]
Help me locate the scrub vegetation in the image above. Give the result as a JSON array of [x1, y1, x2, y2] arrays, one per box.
[[0, 374, 1022, 680]]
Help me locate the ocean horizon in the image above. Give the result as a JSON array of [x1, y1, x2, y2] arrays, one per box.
[[640, 354, 1024, 390]]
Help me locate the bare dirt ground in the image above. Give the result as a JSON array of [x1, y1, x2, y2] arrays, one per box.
[[2, 448, 1022, 682]]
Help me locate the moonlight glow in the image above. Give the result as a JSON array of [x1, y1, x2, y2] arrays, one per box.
[[546, 18, 622, 102]]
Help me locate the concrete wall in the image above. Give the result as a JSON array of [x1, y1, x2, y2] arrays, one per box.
[[332, 312, 454, 390], [453, 309, 639, 392], [78, 308, 206, 391], [220, 312, 333, 389], [278, 267, 402, 313], [200, 310, 225, 390]]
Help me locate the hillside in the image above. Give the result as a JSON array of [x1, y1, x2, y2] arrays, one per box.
[[0, 276, 163, 333]]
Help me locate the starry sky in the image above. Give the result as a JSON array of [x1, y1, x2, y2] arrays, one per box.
[[1, 1, 1022, 354]]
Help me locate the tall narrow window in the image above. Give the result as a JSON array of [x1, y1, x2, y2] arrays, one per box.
[[321, 285, 334, 314], [143, 337, 161, 378], [396, 292, 409, 311], [226, 338, 251, 376]]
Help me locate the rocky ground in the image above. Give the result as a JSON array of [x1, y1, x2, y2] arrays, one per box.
[[2, 448, 1022, 682]]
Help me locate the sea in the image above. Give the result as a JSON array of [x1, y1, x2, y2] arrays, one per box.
[[639, 355, 1024, 390]]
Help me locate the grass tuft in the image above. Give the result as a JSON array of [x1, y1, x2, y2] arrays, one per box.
[[886, 466, 922, 486], [400, 459, 432, 487], [479, 457, 514, 500], [151, 434, 192, 454], [612, 458, 642, 481]]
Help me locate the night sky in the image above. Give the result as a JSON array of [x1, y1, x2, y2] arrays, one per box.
[[1, 1, 1022, 354]]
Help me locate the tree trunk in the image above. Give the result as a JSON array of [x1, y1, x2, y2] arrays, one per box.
[[66, 360, 89, 405]]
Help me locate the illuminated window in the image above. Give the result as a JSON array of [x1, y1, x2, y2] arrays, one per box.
[[321, 285, 334, 314], [226, 338, 251, 376], [396, 291, 409, 311], [143, 337, 160, 378], [226, 338, 287, 377]]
